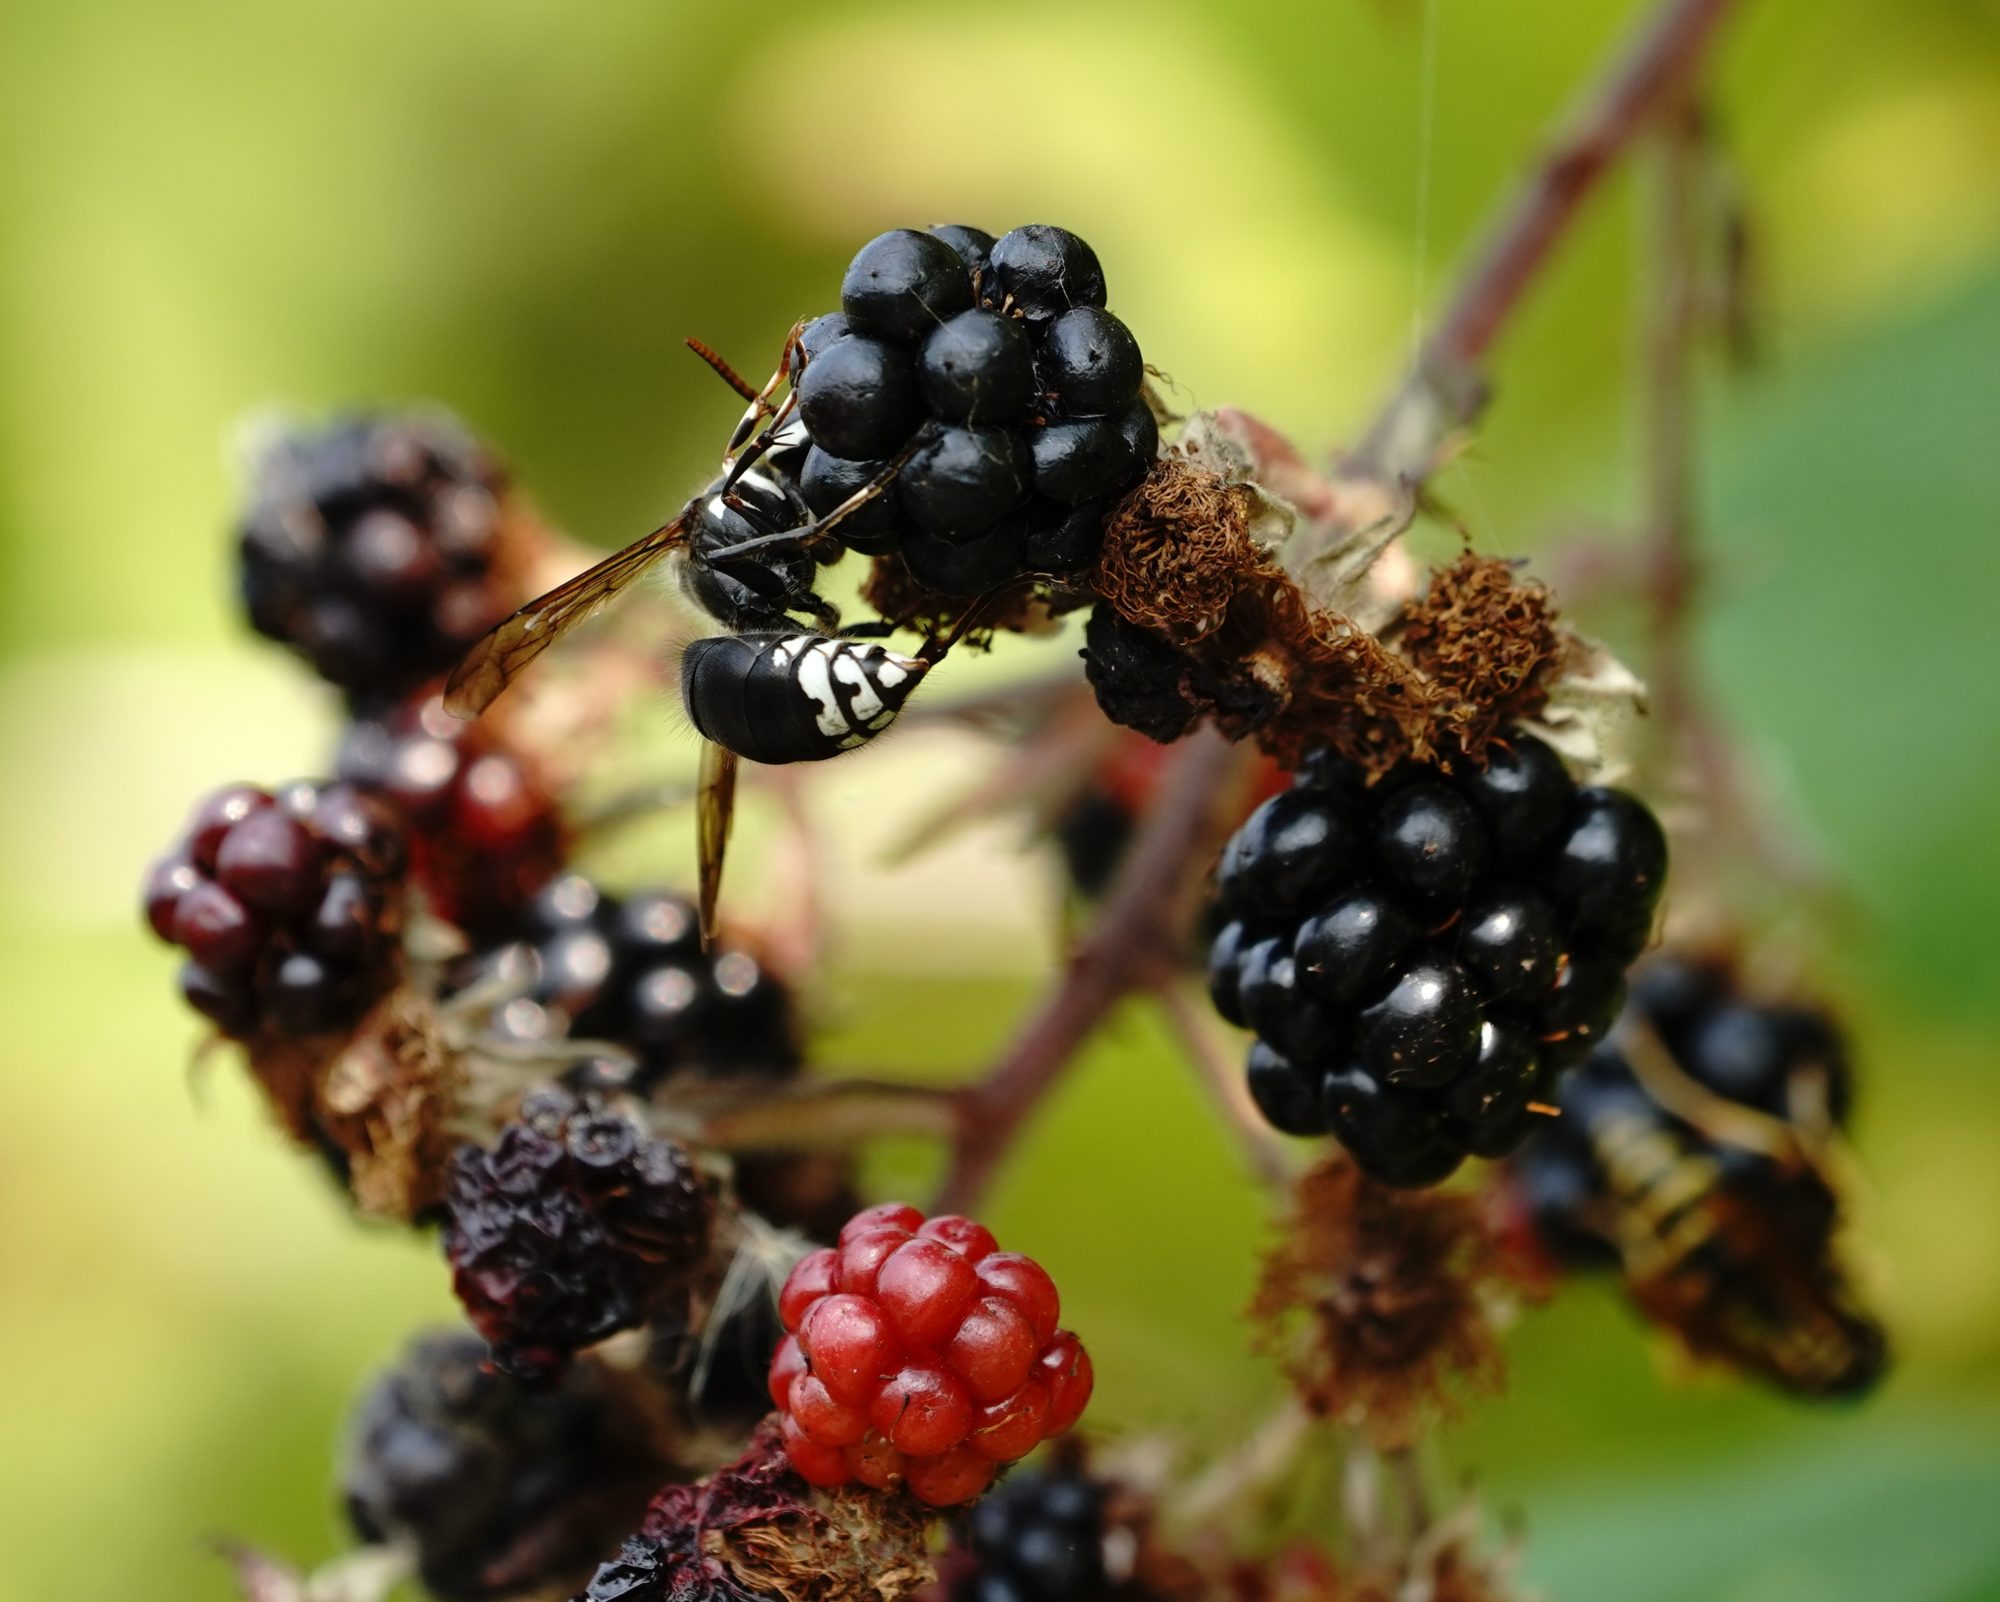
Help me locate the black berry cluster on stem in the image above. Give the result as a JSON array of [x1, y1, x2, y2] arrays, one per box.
[[237, 411, 519, 709], [1207, 733, 1669, 1186], [143, 779, 409, 1040], [792, 225, 1157, 596]]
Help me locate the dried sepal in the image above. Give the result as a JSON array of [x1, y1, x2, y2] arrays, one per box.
[[1250, 1156, 1509, 1448], [583, 1422, 936, 1602]]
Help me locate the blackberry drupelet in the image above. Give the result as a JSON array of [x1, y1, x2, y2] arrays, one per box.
[[443, 1087, 712, 1384], [337, 699, 567, 941], [792, 225, 1157, 595], [237, 411, 519, 708], [1207, 734, 1668, 1185], [143, 779, 408, 1040], [1506, 956, 1883, 1397], [952, 1461, 1107, 1602], [341, 1330, 667, 1601]]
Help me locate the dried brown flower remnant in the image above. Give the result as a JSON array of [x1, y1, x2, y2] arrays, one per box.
[[1095, 456, 1263, 644], [580, 1423, 935, 1602], [1083, 441, 1578, 776], [1397, 554, 1565, 756], [1251, 1157, 1507, 1447]]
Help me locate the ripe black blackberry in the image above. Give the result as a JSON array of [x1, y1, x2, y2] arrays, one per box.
[[1207, 734, 1668, 1186], [952, 1460, 1107, 1602], [237, 411, 521, 708], [474, 873, 801, 1090], [341, 1329, 671, 1600], [337, 698, 567, 941], [142, 779, 409, 1040], [794, 225, 1157, 596], [443, 1087, 713, 1384], [1506, 956, 1884, 1397]]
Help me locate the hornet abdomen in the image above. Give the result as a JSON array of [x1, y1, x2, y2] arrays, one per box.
[[681, 632, 929, 764]]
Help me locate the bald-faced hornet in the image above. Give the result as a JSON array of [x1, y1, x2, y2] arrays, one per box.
[[442, 330, 948, 936]]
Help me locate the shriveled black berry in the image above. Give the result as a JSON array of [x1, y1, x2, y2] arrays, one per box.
[[1029, 413, 1146, 505], [902, 518, 1026, 596], [1038, 308, 1144, 416], [342, 1330, 666, 1602], [919, 310, 1036, 422], [1356, 960, 1483, 1088], [929, 223, 997, 280], [1322, 1065, 1462, 1187], [1458, 892, 1563, 1001], [841, 228, 974, 345], [1374, 783, 1489, 905], [443, 1088, 710, 1384], [798, 446, 907, 554], [1080, 607, 1201, 743], [794, 334, 923, 460], [1460, 733, 1573, 863], [899, 424, 1032, 534], [1293, 889, 1417, 1008], [1547, 787, 1669, 930], [987, 225, 1106, 322], [1219, 790, 1361, 922]]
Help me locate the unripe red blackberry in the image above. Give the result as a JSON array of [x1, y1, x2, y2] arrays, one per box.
[[143, 779, 408, 1041], [1209, 734, 1669, 1185], [791, 224, 1156, 595], [336, 697, 567, 941], [341, 1330, 669, 1601], [443, 1088, 712, 1385], [1507, 957, 1882, 1397], [236, 411, 523, 709], [771, 1204, 1090, 1505]]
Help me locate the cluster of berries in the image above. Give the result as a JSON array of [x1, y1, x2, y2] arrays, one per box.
[[143, 780, 408, 1039], [769, 1202, 1093, 1506], [238, 412, 518, 709], [443, 1087, 713, 1385], [469, 872, 799, 1091], [1207, 735, 1669, 1186], [1506, 956, 1883, 1396], [792, 225, 1156, 596], [337, 699, 567, 939], [341, 1330, 668, 1601], [951, 1460, 1108, 1602]]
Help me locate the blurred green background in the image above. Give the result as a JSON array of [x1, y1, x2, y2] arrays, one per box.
[[3, 0, 1998, 1598]]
